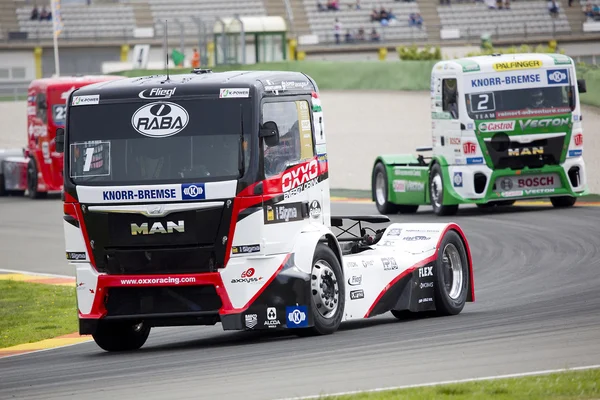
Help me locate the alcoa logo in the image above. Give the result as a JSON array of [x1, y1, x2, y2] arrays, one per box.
[[131, 102, 189, 138], [183, 184, 203, 198]]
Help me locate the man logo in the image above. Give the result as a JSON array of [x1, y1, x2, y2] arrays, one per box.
[[131, 220, 185, 235], [131, 101, 189, 138]]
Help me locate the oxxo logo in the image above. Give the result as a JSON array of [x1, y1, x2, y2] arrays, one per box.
[[282, 159, 319, 192], [419, 266, 433, 278], [131, 102, 189, 138]]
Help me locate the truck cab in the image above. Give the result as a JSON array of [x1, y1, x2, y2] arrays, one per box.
[[0, 75, 122, 198], [372, 53, 588, 216]]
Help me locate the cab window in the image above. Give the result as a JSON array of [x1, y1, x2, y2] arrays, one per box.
[[36, 93, 48, 124], [262, 99, 314, 177], [442, 78, 458, 119]]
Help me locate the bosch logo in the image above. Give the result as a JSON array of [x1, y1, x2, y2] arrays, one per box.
[[288, 309, 306, 325], [183, 185, 203, 197]]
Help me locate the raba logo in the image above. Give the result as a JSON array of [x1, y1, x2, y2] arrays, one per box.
[[131, 102, 189, 138]]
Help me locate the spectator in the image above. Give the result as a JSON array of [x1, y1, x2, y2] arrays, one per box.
[[355, 0, 361, 10], [191, 48, 200, 68], [504, 0, 511, 9], [371, 7, 380, 21], [345, 29, 354, 42], [357, 26, 366, 40], [30, 5, 39, 20], [409, 13, 423, 28], [333, 18, 342, 44], [370, 28, 380, 41], [327, 0, 340, 10], [317, 1, 327, 11], [548, 0, 559, 16]]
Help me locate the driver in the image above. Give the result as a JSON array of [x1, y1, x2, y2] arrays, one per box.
[[530, 89, 546, 108], [263, 102, 301, 177]]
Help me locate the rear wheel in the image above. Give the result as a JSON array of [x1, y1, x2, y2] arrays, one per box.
[[373, 162, 399, 215], [92, 320, 151, 352], [429, 163, 458, 216], [550, 196, 576, 208], [434, 230, 469, 316], [0, 174, 6, 196], [298, 244, 345, 336], [27, 159, 47, 199]]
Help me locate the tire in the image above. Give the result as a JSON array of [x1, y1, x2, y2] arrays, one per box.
[[433, 230, 469, 316], [550, 196, 576, 208], [27, 159, 47, 199], [372, 162, 399, 215], [299, 243, 345, 336], [429, 163, 458, 216], [92, 320, 151, 352]]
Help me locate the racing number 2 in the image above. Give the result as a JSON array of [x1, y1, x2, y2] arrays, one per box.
[[470, 92, 495, 113]]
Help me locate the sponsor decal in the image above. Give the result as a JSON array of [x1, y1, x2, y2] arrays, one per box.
[[508, 147, 544, 157], [418, 266, 433, 278], [119, 276, 196, 285], [102, 188, 178, 201], [393, 180, 424, 192], [470, 73, 541, 88], [66, 252, 86, 260], [573, 133, 583, 147], [282, 159, 319, 198], [231, 244, 261, 254], [380, 241, 395, 247], [264, 307, 281, 328], [264, 80, 310, 92], [265, 202, 304, 224], [350, 290, 365, 300], [286, 306, 308, 328], [479, 121, 515, 132], [517, 176, 555, 188], [53, 104, 66, 123], [546, 69, 569, 85], [453, 172, 463, 187], [525, 188, 555, 195], [130, 220, 184, 235], [418, 297, 433, 304], [394, 169, 422, 177], [346, 261, 359, 268], [309, 200, 321, 219], [29, 125, 47, 138], [72, 95, 99, 106], [569, 149, 583, 157], [403, 235, 431, 241], [219, 88, 249, 98], [519, 117, 569, 129], [501, 190, 524, 197], [382, 257, 398, 271], [496, 107, 571, 118], [362, 260, 374, 268], [492, 60, 542, 71], [467, 157, 484, 164], [448, 137, 461, 145], [348, 275, 362, 286], [387, 228, 402, 236], [181, 183, 205, 200], [463, 142, 477, 155], [131, 102, 189, 138], [420, 282, 434, 289], [467, 123, 474, 130], [393, 180, 405, 192], [139, 87, 177, 99], [231, 267, 264, 284], [245, 314, 258, 329], [500, 177, 513, 190]]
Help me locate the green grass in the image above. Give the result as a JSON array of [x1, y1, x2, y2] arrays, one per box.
[[319, 368, 600, 399], [0, 280, 78, 348], [115, 60, 600, 107]]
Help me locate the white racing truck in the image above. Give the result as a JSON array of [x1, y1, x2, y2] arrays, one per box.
[[372, 53, 588, 216], [56, 69, 475, 351]]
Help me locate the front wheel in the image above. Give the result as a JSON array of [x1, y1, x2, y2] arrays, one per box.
[[372, 162, 398, 215], [298, 244, 345, 336], [434, 230, 470, 316], [550, 196, 576, 208], [429, 163, 458, 216], [92, 321, 151, 352]]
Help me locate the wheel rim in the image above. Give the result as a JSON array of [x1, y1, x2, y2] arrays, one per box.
[[441, 243, 464, 300], [431, 173, 443, 208], [311, 260, 339, 319], [375, 171, 386, 206]]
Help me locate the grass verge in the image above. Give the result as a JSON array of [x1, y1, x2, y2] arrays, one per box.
[[0, 279, 77, 348], [115, 60, 600, 107], [319, 368, 600, 399]]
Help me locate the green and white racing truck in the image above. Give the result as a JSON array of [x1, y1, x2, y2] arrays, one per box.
[[372, 53, 588, 216]]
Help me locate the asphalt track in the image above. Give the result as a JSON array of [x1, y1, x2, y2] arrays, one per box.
[[1, 197, 600, 400]]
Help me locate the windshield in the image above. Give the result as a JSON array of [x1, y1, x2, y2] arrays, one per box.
[[465, 85, 573, 120], [67, 98, 250, 185]]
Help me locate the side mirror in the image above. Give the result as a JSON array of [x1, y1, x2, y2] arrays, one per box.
[[55, 127, 65, 153], [577, 79, 587, 94], [260, 121, 280, 147]]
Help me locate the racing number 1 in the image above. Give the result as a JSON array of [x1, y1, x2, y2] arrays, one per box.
[[83, 147, 94, 172]]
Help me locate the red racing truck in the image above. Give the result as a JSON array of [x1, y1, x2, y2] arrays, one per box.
[[0, 75, 122, 198]]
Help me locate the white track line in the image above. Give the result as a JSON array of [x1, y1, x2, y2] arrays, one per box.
[[0, 268, 74, 279], [275, 364, 600, 400]]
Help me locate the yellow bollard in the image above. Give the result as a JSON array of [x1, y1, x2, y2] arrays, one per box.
[[378, 47, 387, 61], [207, 41, 215, 67], [288, 39, 297, 61], [296, 51, 306, 61], [33, 47, 42, 79], [120, 45, 130, 62]]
